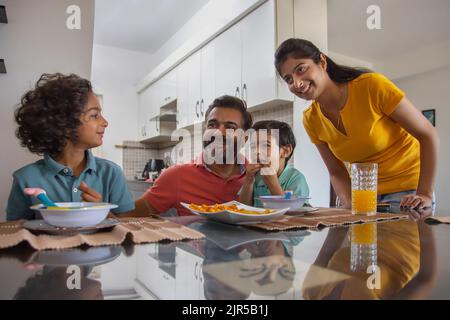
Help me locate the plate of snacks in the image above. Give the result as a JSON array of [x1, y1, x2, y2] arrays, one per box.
[[180, 201, 290, 225]]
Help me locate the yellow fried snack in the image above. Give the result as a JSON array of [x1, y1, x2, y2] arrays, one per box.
[[188, 203, 274, 215]]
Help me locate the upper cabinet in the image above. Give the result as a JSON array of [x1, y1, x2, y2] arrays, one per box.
[[177, 44, 215, 129], [214, 22, 242, 101], [158, 69, 177, 107], [241, 0, 277, 107], [137, 0, 295, 142], [214, 0, 292, 108]]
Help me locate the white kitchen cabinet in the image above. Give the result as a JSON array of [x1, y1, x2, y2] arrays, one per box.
[[214, 22, 242, 100], [138, 93, 148, 140], [139, 79, 177, 142], [137, 0, 295, 134], [200, 42, 215, 119], [135, 245, 176, 300], [175, 247, 205, 299], [159, 69, 177, 107], [214, 0, 293, 109], [176, 55, 193, 129], [138, 85, 154, 141], [241, 0, 277, 107], [177, 44, 215, 129]]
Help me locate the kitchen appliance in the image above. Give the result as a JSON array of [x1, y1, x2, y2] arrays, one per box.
[[142, 159, 166, 180]]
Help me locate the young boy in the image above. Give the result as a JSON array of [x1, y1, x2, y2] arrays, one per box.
[[6, 73, 134, 221], [239, 120, 309, 207]]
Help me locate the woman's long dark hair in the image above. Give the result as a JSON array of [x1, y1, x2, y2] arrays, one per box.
[[275, 38, 371, 83]]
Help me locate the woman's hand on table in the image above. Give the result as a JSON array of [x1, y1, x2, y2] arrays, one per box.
[[405, 206, 434, 222], [400, 193, 432, 210]]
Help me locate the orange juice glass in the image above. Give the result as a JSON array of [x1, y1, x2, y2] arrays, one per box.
[[351, 163, 378, 215], [350, 223, 377, 272]]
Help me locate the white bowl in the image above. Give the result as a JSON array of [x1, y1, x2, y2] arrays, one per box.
[[258, 196, 310, 210], [30, 202, 118, 228]]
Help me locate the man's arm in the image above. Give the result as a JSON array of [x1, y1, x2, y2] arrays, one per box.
[[120, 198, 160, 217]]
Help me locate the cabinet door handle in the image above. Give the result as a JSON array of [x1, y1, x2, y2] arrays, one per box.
[[195, 100, 200, 118], [156, 120, 159, 132], [194, 261, 199, 280], [235, 86, 240, 97], [200, 99, 204, 116], [199, 263, 203, 283], [242, 83, 247, 102]]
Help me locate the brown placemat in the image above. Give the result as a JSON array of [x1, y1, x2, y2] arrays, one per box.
[[425, 216, 450, 224], [248, 208, 409, 231], [0, 216, 204, 251]]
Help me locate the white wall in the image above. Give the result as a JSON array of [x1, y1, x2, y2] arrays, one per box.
[[375, 40, 450, 81], [293, 0, 330, 207], [394, 67, 450, 213], [91, 44, 155, 166], [0, 0, 95, 221]]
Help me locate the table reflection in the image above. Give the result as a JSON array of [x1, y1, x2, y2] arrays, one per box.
[[302, 215, 437, 299]]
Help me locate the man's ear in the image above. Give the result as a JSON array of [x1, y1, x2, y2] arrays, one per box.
[[320, 53, 327, 71]]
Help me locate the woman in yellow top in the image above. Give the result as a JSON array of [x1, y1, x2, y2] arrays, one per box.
[[275, 38, 439, 209]]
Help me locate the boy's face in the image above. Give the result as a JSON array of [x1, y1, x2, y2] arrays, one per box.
[[75, 93, 108, 149], [249, 131, 292, 173], [249, 131, 277, 164]]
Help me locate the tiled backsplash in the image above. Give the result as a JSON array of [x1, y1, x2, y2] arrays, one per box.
[[123, 102, 294, 179], [122, 141, 160, 180]]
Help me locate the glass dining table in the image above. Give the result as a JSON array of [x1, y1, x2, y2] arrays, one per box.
[[0, 207, 449, 300]]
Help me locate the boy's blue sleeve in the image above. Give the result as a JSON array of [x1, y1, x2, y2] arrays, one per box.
[[287, 171, 310, 198], [6, 175, 34, 221], [108, 166, 135, 214]]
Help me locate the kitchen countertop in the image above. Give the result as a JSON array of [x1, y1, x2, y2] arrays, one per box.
[[0, 207, 449, 300], [127, 179, 153, 185]]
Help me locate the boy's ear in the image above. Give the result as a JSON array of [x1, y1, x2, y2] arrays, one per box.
[[280, 144, 293, 159]]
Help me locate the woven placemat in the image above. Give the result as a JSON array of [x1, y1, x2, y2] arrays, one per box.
[[0, 216, 204, 251], [425, 216, 450, 224], [247, 208, 409, 231]]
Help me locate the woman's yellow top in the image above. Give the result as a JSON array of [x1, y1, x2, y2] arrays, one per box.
[[303, 73, 420, 194]]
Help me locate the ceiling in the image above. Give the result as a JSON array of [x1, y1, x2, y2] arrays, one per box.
[[328, 0, 450, 62], [94, 0, 210, 54]]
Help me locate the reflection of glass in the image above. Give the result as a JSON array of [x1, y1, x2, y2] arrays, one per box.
[[350, 223, 377, 273], [351, 163, 378, 215]]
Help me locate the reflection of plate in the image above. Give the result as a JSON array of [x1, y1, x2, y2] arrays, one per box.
[[180, 201, 290, 225], [32, 246, 122, 267], [23, 218, 118, 235], [286, 207, 319, 215], [188, 220, 310, 250]]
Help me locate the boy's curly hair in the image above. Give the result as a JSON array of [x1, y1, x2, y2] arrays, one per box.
[[14, 73, 92, 157]]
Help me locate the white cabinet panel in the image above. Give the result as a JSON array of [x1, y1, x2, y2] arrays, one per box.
[[177, 51, 209, 128], [159, 69, 177, 106], [177, 50, 206, 128], [175, 247, 205, 300], [214, 22, 242, 99], [241, 1, 277, 107], [200, 43, 215, 119], [135, 245, 176, 300], [187, 51, 202, 126]]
